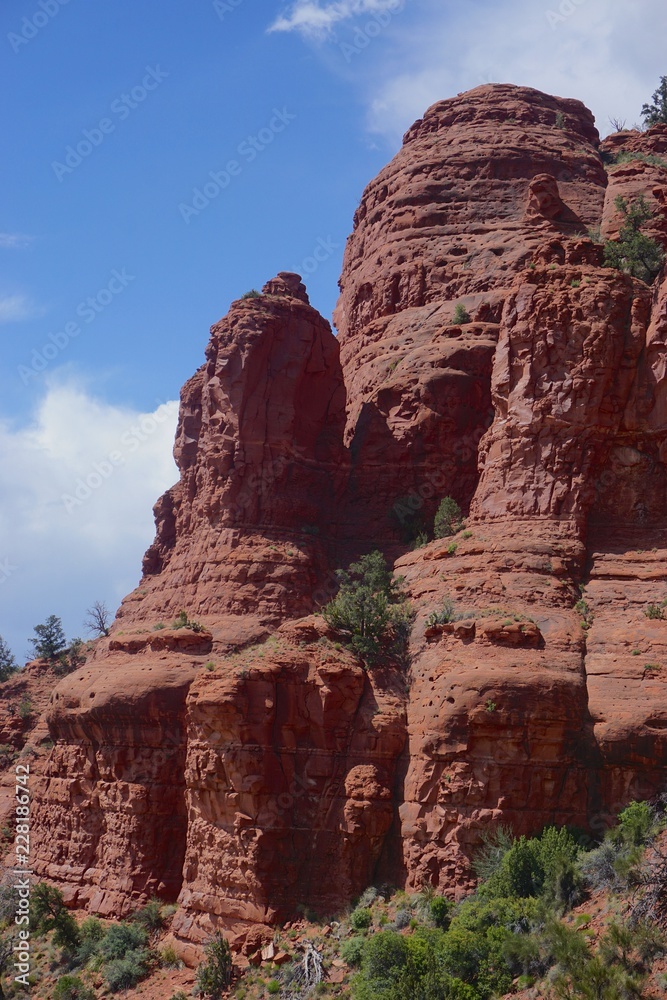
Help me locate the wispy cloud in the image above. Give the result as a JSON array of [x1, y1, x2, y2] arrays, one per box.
[[364, 0, 667, 142], [269, 0, 400, 36], [0, 232, 33, 249], [0, 294, 41, 324]]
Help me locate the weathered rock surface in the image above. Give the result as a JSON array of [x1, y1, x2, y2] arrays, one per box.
[[334, 84, 607, 540], [27, 85, 667, 950], [119, 271, 347, 634], [171, 618, 406, 954]]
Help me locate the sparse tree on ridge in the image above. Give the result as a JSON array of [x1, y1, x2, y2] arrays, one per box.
[[0, 635, 17, 682], [29, 615, 67, 662], [642, 75, 667, 127], [84, 600, 112, 637]]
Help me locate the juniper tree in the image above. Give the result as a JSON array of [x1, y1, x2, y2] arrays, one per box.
[[642, 75, 667, 127]]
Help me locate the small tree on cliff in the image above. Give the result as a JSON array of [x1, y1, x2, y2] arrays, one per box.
[[642, 75, 667, 127], [0, 636, 17, 683], [31, 883, 80, 953], [29, 615, 67, 662], [322, 551, 412, 665], [603, 196, 665, 284], [433, 497, 462, 538], [84, 600, 111, 637]]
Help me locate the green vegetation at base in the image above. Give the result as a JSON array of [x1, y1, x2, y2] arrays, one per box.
[[348, 800, 666, 1000], [195, 931, 233, 999]]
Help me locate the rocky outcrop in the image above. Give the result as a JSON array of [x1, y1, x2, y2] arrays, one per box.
[[28, 85, 667, 952], [119, 271, 347, 636], [172, 618, 406, 954], [334, 84, 607, 541]]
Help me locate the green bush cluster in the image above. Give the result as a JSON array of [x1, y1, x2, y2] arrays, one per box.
[[322, 551, 413, 665], [349, 803, 665, 1000], [53, 974, 95, 1000], [29, 885, 156, 993], [580, 800, 660, 893]]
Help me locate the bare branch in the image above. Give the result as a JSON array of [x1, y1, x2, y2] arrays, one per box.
[[84, 600, 112, 637]]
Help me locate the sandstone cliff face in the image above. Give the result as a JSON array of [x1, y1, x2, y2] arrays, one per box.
[[334, 84, 607, 540], [29, 85, 667, 953], [120, 271, 347, 636]]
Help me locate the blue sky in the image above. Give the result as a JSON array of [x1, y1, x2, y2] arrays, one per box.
[[1, 0, 665, 659]]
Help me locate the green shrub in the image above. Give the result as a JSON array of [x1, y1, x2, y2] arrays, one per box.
[[393, 909, 410, 930], [55, 638, 87, 677], [358, 886, 379, 907], [644, 601, 667, 619], [241, 289, 261, 299], [322, 551, 413, 665], [452, 304, 471, 324], [172, 610, 205, 632], [611, 800, 656, 848], [75, 917, 106, 965], [430, 896, 453, 930], [603, 195, 665, 284], [131, 897, 165, 937], [104, 949, 151, 992], [426, 598, 455, 627], [544, 919, 646, 1000], [100, 922, 148, 961], [480, 826, 582, 909], [18, 696, 32, 720], [160, 943, 182, 967], [642, 75, 667, 127], [267, 979, 281, 994], [353, 926, 494, 1000], [350, 907, 373, 931], [341, 936, 366, 967], [54, 974, 95, 1000], [434, 498, 462, 539], [613, 150, 667, 169], [195, 931, 233, 999]]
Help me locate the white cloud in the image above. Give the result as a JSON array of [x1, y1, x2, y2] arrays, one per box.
[[0, 379, 179, 660], [365, 0, 667, 142], [0, 294, 40, 324], [269, 0, 401, 36], [0, 233, 33, 249]]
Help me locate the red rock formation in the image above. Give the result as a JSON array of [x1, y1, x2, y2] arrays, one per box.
[[334, 84, 607, 540], [28, 84, 667, 950], [119, 271, 347, 635], [171, 617, 406, 954]]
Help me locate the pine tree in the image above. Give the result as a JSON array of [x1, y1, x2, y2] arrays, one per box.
[[642, 76, 667, 127], [30, 615, 67, 661], [0, 635, 17, 682]]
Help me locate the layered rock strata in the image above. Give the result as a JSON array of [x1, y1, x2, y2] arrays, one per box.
[[27, 86, 667, 951]]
